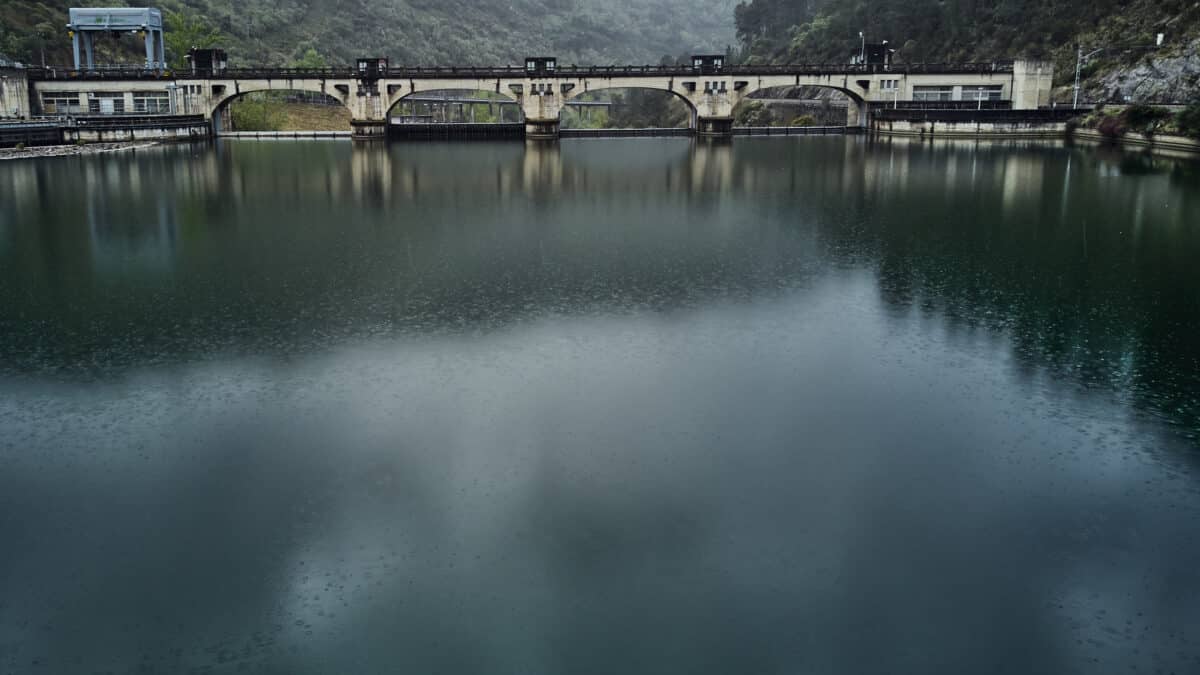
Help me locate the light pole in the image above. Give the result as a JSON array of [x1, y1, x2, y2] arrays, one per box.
[[1074, 33, 1165, 109]]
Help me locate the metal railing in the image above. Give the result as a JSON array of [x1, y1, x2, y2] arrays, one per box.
[[869, 100, 1013, 111], [27, 61, 1017, 82], [873, 108, 1086, 124], [733, 125, 850, 136], [72, 114, 207, 129]]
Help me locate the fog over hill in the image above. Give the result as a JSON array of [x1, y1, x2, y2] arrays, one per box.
[[0, 0, 738, 67]]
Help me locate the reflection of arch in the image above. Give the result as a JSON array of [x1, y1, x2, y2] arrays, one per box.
[[563, 85, 698, 128], [385, 89, 524, 123], [210, 83, 353, 131]]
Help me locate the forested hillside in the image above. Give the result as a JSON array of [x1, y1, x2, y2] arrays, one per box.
[[733, 0, 1200, 101], [0, 0, 737, 67]]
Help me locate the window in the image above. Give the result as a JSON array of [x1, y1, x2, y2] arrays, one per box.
[[88, 94, 126, 115], [964, 85, 1003, 101], [913, 86, 954, 102], [42, 92, 82, 115], [881, 79, 899, 91], [133, 92, 170, 114]]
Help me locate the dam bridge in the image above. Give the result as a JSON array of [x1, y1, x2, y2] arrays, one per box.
[[25, 58, 1053, 140]]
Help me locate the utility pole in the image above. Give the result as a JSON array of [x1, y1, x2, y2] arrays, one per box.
[[1073, 33, 1165, 109]]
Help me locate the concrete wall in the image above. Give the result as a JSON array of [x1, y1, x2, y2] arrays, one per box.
[[1012, 60, 1054, 110], [64, 123, 211, 143], [1072, 129, 1200, 155], [873, 118, 1068, 138], [1, 67, 32, 119]]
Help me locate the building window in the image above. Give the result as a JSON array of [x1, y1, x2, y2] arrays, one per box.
[[881, 79, 899, 91], [42, 92, 82, 115], [913, 86, 954, 102], [87, 94, 126, 115], [133, 92, 170, 114], [964, 85, 1003, 101]]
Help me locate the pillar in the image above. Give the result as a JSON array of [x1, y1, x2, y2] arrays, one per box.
[[846, 98, 867, 128], [1013, 60, 1054, 110], [157, 30, 166, 72], [525, 118, 559, 140], [522, 89, 562, 140], [697, 117, 734, 137], [84, 33, 95, 71], [351, 90, 388, 141], [72, 32, 81, 71], [351, 118, 387, 141], [145, 31, 155, 71]]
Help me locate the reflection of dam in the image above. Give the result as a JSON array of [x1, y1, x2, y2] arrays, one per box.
[[83, 159, 180, 272], [2, 138, 1197, 287]]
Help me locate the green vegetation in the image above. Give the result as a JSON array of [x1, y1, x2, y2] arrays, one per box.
[[1176, 103, 1200, 140], [1081, 103, 1200, 139], [1, 0, 737, 68], [229, 93, 286, 131], [291, 47, 327, 69], [163, 11, 224, 69], [735, 100, 772, 126], [733, 0, 1199, 89]]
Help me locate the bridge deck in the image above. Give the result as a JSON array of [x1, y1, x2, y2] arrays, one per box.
[[27, 62, 1016, 81]]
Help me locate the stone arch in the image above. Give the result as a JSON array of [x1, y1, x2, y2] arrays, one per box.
[[385, 88, 523, 124], [208, 80, 354, 130], [736, 79, 870, 127], [731, 83, 859, 127], [561, 82, 699, 129]]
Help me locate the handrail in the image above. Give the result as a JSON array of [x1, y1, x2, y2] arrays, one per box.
[[27, 61, 1017, 82]]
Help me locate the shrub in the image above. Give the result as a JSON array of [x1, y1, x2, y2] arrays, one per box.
[[1176, 103, 1200, 140], [735, 100, 773, 126], [790, 114, 817, 127], [1122, 104, 1173, 136], [1096, 114, 1127, 139], [230, 97, 285, 132]]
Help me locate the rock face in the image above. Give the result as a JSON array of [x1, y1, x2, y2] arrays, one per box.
[[1093, 38, 1200, 104]]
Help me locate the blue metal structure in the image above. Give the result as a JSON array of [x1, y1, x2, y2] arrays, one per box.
[[67, 8, 165, 72]]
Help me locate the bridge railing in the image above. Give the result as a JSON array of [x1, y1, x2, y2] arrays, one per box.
[[28, 62, 1017, 81]]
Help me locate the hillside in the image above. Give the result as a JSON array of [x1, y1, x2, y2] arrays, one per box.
[[0, 0, 737, 68], [733, 0, 1200, 103]]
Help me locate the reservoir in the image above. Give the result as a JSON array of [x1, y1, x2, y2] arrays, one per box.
[[1, 137, 1199, 674]]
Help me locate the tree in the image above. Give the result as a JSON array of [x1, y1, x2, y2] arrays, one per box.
[[291, 47, 326, 69], [164, 12, 224, 70], [32, 22, 55, 68]]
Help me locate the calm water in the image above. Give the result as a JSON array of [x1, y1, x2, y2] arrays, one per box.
[[2, 137, 1199, 674]]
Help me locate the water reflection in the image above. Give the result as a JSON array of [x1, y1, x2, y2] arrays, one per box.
[[1, 137, 1200, 674]]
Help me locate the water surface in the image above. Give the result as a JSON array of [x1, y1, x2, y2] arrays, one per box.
[[1, 137, 1199, 674]]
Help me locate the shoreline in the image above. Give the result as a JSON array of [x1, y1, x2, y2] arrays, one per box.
[[0, 141, 161, 161]]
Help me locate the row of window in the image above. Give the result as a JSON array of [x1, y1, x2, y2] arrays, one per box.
[[41, 91, 170, 114], [912, 85, 1004, 102]]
